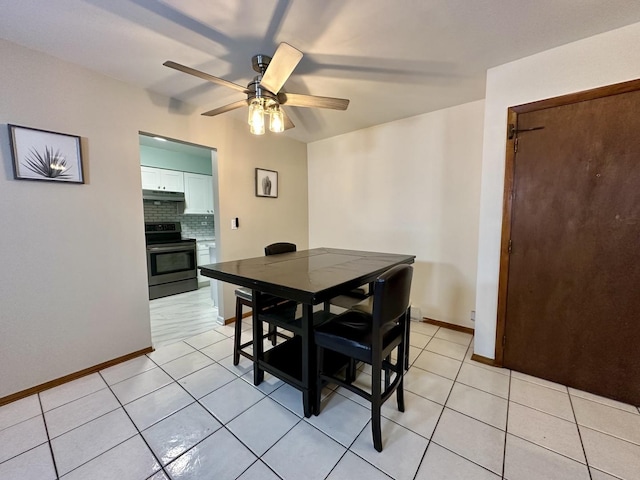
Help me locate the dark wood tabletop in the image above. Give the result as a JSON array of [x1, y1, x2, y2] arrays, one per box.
[[200, 247, 416, 417], [199, 247, 416, 305]]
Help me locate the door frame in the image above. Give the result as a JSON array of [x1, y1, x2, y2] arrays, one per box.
[[494, 77, 640, 366]]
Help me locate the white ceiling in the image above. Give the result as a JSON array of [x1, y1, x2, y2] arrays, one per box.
[[3, 0, 640, 143]]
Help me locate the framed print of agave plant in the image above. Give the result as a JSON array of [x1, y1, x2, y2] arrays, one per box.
[[9, 124, 84, 184]]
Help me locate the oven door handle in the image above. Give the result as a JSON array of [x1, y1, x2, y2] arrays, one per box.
[[147, 245, 195, 253]]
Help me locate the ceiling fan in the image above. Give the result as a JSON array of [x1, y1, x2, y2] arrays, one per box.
[[164, 43, 350, 135]]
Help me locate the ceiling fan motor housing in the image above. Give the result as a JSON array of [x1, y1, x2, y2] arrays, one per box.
[[247, 74, 278, 106]]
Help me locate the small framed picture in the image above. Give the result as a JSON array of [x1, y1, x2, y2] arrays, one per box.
[[8, 124, 85, 184], [255, 168, 278, 198]]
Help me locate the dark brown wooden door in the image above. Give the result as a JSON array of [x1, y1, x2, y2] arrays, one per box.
[[503, 89, 640, 405]]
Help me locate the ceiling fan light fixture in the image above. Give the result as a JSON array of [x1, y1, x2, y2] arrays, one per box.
[[269, 105, 284, 133], [248, 98, 265, 135]]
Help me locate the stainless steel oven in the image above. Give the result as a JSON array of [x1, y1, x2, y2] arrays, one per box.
[[145, 222, 198, 299]]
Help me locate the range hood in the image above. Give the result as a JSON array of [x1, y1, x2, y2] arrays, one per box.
[[142, 189, 185, 202]]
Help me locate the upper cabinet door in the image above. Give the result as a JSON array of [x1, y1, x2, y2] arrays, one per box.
[[183, 173, 214, 215], [141, 166, 184, 192]]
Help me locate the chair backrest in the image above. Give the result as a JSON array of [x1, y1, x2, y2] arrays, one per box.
[[265, 242, 297, 256], [372, 264, 413, 328]]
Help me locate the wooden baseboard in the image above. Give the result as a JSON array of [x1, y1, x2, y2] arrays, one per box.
[[422, 317, 474, 335], [470, 353, 496, 366], [0, 346, 154, 407], [224, 310, 252, 325]]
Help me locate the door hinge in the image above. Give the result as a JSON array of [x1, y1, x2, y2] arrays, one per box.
[[502, 335, 506, 347], [514, 137, 518, 153], [508, 239, 512, 254], [508, 123, 545, 140]]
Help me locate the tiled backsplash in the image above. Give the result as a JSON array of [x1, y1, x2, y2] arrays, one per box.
[[143, 200, 215, 240]]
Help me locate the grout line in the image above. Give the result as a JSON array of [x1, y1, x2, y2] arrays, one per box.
[[501, 371, 512, 479], [568, 389, 592, 479], [37, 393, 60, 480]]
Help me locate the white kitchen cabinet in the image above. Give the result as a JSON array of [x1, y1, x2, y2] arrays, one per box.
[[183, 172, 214, 215], [141, 166, 184, 192], [196, 240, 215, 286]]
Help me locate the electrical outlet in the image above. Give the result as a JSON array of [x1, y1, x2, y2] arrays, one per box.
[[470, 310, 476, 322], [231, 217, 239, 229]]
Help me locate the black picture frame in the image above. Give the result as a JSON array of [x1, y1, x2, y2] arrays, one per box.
[[8, 124, 84, 184], [255, 168, 278, 198]]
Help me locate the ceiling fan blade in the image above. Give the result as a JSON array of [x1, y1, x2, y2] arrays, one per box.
[[259, 43, 303, 93], [164, 61, 248, 94], [278, 92, 349, 110], [281, 108, 295, 130], [201, 100, 248, 117]]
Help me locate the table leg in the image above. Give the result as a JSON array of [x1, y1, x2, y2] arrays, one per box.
[[302, 303, 314, 418], [252, 290, 265, 386]]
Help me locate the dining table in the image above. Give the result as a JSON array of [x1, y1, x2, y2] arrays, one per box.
[[199, 247, 416, 417]]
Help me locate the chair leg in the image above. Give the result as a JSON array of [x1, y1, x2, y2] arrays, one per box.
[[314, 346, 324, 416], [269, 324, 277, 345], [371, 359, 383, 452], [346, 359, 356, 384], [233, 298, 243, 366]]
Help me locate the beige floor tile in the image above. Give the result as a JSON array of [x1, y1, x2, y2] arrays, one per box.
[[572, 396, 640, 445], [456, 362, 510, 398], [446, 383, 507, 430], [580, 426, 640, 480], [510, 377, 573, 421]]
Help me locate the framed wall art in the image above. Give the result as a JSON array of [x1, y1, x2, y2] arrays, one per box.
[[8, 124, 85, 184], [255, 168, 278, 198]]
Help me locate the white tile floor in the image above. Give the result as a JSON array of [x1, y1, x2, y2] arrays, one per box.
[[2, 320, 640, 480]]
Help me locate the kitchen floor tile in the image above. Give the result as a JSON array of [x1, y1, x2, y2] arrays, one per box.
[[572, 395, 640, 445], [218, 354, 254, 377], [307, 391, 371, 447], [60, 434, 160, 480], [0, 415, 48, 464], [262, 421, 345, 480], [507, 401, 585, 463], [0, 443, 56, 480], [161, 351, 214, 380], [569, 387, 639, 414], [404, 367, 454, 405], [99, 355, 157, 386], [413, 350, 462, 380], [39, 374, 106, 412], [409, 332, 432, 348], [240, 370, 284, 395], [415, 442, 500, 480], [411, 321, 439, 336], [456, 362, 510, 398], [425, 337, 469, 361], [50, 408, 137, 475], [110, 367, 173, 405], [0, 394, 41, 431], [580, 425, 640, 480], [124, 382, 193, 431], [45, 387, 120, 439], [511, 370, 567, 392], [178, 363, 236, 399], [432, 408, 504, 475], [326, 451, 394, 480], [504, 433, 590, 480], [142, 403, 221, 466], [434, 328, 473, 346], [590, 468, 623, 480], [147, 342, 196, 365], [227, 397, 300, 456], [510, 377, 573, 421], [165, 428, 257, 480], [351, 417, 429, 480], [269, 383, 306, 417], [183, 329, 227, 350], [200, 337, 234, 361], [446, 383, 508, 430], [381, 390, 443, 439], [236, 460, 281, 480], [199, 377, 265, 424]]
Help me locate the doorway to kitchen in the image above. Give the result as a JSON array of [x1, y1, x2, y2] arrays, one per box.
[[139, 133, 221, 347]]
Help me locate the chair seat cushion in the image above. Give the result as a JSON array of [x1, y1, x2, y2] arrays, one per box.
[[351, 297, 373, 315], [234, 287, 253, 301], [314, 310, 403, 363]]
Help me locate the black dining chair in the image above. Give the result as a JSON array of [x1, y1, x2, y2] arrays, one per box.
[[314, 264, 413, 452], [232, 243, 297, 366]]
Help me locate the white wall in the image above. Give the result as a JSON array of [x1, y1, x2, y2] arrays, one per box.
[[0, 39, 308, 399], [308, 100, 485, 327], [474, 21, 640, 359]]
